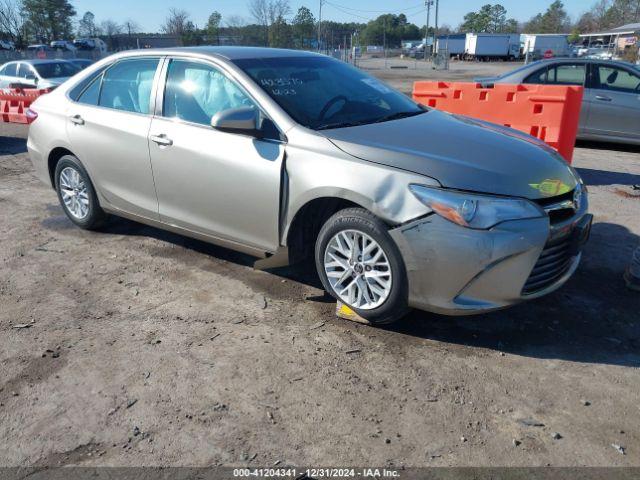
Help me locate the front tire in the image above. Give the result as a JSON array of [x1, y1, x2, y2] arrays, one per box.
[[54, 155, 106, 230], [315, 208, 409, 325]]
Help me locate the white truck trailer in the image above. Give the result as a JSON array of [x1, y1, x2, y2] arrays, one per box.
[[522, 34, 570, 60], [464, 33, 521, 60]]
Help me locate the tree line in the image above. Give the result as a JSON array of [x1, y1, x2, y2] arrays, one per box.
[[460, 1, 640, 38], [1, 0, 640, 51]]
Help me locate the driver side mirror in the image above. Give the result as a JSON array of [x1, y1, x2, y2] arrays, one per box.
[[211, 107, 262, 138]]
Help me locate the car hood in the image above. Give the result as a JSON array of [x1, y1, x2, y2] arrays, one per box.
[[321, 110, 578, 200]]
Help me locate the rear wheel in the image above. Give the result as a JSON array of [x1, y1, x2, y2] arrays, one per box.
[[315, 208, 409, 325], [54, 155, 106, 230]]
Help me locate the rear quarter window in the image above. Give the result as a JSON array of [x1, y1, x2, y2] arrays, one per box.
[[68, 65, 110, 101], [524, 67, 548, 84]]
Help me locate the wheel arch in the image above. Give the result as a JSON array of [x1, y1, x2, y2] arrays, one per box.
[[47, 146, 76, 188], [284, 193, 377, 265]]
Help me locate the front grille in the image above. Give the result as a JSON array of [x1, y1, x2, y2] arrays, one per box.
[[522, 235, 574, 295], [533, 189, 576, 225]]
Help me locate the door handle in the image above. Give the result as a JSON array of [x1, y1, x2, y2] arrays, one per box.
[[595, 95, 612, 102], [69, 114, 85, 125], [150, 134, 173, 147]]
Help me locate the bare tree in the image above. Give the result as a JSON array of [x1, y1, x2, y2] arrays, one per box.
[[225, 15, 247, 29], [248, 0, 290, 45], [122, 19, 140, 36], [267, 0, 291, 25], [161, 8, 191, 36], [0, 0, 26, 46], [100, 19, 122, 37]]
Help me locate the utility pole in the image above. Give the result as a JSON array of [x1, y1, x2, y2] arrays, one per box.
[[424, 0, 433, 61], [383, 16, 387, 67], [433, 0, 439, 59], [317, 0, 323, 52]]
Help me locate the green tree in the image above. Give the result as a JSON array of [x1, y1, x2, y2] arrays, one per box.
[[206, 11, 222, 44], [459, 4, 517, 33], [361, 14, 421, 48], [268, 14, 291, 47], [78, 11, 97, 37], [22, 0, 76, 42], [525, 1, 571, 33], [292, 6, 314, 48]]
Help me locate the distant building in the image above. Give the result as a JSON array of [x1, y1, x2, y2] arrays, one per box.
[[579, 23, 640, 54]]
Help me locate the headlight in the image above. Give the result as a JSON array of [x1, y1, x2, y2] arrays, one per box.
[[409, 185, 544, 229]]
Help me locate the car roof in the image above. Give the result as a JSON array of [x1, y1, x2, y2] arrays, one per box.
[[112, 46, 322, 61], [526, 58, 634, 67], [8, 59, 72, 65]]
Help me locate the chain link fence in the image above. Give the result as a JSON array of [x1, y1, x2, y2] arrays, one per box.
[[0, 49, 107, 64]]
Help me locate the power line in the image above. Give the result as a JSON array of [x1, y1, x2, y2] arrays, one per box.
[[324, 1, 426, 21], [324, 2, 425, 14]]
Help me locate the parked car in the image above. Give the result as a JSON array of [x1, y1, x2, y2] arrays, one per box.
[[68, 58, 94, 70], [27, 44, 52, 52], [0, 59, 80, 89], [73, 38, 96, 50], [26, 48, 591, 324], [51, 40, 77, 52], [476, 58, 640, 145], [0, 40, 15, 51], [73, 38, 107, 54]]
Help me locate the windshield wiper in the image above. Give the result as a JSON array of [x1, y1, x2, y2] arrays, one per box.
[[372, 110, 426, 124], [316, 110, 426, 131], [316, 120, 368, 131]]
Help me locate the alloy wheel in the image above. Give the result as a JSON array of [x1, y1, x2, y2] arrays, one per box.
[[59, 167, 90, 220], [324, 229, 392, 310]]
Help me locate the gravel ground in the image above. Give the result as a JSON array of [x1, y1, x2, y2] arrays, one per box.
[[1, 65, 639, 467]]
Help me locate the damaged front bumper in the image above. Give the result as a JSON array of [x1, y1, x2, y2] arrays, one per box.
[[390, 203, 592, 316]]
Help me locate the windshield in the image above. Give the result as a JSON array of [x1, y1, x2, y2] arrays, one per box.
[[233, 56, 425, 130], [34, 61, 79, 79]]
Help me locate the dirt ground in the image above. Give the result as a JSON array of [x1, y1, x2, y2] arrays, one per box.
[[359, 57, 523, 94], [1, 62, 640, 468]]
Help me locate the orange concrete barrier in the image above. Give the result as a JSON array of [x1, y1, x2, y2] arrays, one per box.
[[0, 88, 51, 124], [412, 82, 584, 163]]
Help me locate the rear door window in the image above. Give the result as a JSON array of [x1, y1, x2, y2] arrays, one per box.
[[99, 58, 160, 114], [595, 65, 640, 93], [17, 63, 34, 78]]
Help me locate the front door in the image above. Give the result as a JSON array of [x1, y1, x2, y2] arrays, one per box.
[[67, 57, 162, 219], [584, 63, 640, 141], [148, 58, 284, 253]]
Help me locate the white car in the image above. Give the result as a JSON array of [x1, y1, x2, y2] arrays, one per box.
[[0, 59, 80, 89], [0, 40, 15, 50]]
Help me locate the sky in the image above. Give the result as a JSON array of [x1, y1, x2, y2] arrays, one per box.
[[73, 0, 592, 32]]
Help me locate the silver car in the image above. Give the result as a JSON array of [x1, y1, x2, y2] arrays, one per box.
[[477, 58, 640, 145], [0, 59, 80, 90], [27, 47, 592, 324]]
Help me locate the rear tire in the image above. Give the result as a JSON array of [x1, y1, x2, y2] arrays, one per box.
[[315, 208, 409, 325], [54, 155, 106, 230]]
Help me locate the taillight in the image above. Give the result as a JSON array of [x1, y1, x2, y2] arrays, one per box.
[[25, 108, 38, 124]]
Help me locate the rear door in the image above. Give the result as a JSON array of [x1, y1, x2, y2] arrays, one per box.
[[66, 57, 163, 219], [525, 62, 590, 135], [584, 63, 640, 141]]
